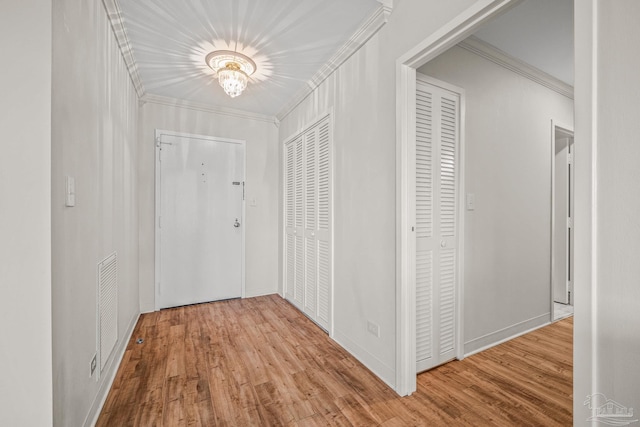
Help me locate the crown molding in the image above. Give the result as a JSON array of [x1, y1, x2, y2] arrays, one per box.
[[141, 93, 278, 125], [458, 35, 574, 99], [276, 3, 393, 121], [102, 0, 145, 98]]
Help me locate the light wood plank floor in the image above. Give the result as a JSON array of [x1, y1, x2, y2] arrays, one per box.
[[97, 295, 572, 426]]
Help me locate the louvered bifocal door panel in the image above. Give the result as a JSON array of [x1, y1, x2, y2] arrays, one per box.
[[293, 136, 305, 308], [304, 128, 318, 317], [285, 140, 296, 301], [416, 75, 459, 373], [437, 91, 458, 362], [415, 84, 435, 369], [316, 119, 331, 330]]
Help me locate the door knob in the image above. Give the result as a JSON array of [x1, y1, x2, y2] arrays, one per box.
[[234, 218, 241, 228], [441, 240, 446, 248]]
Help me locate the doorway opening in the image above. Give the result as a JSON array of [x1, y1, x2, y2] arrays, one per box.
[[552, 123, 574, 321], [396, 0, 574, 396], [154, 130, 246, 310]]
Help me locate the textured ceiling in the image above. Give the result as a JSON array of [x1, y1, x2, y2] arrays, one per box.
[[117, 0, 384, 118], [473, 0, 574, 85]]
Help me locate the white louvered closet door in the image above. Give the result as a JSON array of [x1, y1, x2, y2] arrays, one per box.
[[415, 75, 460, 373], [284, 116, 332, 332]]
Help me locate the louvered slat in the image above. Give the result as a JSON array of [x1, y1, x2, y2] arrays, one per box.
[[318, 240, 330, 328], [295, 137, 304, 228], [306, 129, 317, 230], [416, 89, 433, 239], [286, 234, 295, 300], [416, 249, 433, 362], [440, 96, 457, 238], [295, 235, 304, 307], [305, 238, 317, 315], [318, 121, 330, 231], [285, 142, 295, 228], [439, 249, 456, 354]]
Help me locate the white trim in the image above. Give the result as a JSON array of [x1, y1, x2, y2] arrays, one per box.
[[84, 311, 140, 427], [458, 36, 574, 99], [143, 93, 278, 125], [276, 5, 391, 121], [101, 0, 145, 98], [463, 314, 550, 357], [154, 129, 246, 311], [333, 329, 396, 388], [395, 0, 521, 397]]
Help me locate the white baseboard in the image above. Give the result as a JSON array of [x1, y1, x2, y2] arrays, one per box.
[[244, 287, 278, 298], [84, 311, 140, 427], [464, 312, 551, 357], [333, 329, 396, 390]]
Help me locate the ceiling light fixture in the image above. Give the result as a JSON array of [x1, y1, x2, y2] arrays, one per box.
[[205, 50, 257, 98]]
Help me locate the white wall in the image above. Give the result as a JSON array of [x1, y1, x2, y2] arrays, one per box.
[[278, 0, 478, 388], [51, 0, 140, 425], [574, 0, 640, 421], [0, 1, 53, 425], [419, 46, 574, 353], [138, 102, 280, 312]]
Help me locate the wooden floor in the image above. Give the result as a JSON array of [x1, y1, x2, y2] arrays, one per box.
[[97, 295, 572, 426]]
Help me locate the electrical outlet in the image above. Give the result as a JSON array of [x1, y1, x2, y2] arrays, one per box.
[[367, 320, 380, 338], [90, 354, 97, 377]]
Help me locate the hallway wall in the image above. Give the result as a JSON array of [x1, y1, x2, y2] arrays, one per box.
[[51, 0, 140, 425], [0, 1, 53, 425]]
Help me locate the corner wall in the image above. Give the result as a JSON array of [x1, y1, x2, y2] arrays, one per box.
[[0, 1, 53, 425], [138, 102, 280, 312], [419, 46, 573, 353], [51, 0, 140, 425], [278, 0, 477, 388], [574, 0, 640, 420]]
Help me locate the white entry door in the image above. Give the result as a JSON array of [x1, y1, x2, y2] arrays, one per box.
[[415, 75, 461, 373], [156, 132, 244, 309]]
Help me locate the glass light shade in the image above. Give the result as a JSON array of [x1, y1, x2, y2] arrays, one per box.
[[218, 63, 248, 98], [205, 50, 257, 98]]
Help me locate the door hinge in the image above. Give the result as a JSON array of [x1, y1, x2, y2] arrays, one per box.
[[243, 182, 245, 201], [567, 217, 573, 228], [567, 153, 574, 165]]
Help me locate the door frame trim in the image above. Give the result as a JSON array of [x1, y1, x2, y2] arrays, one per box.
[[154, 129, 246, 311], [395, 0, 522, 396]]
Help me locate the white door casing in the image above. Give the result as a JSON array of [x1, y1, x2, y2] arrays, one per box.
[[284, 115, 332, 332], [415, 75, 462, 373], [155, 131, 245, 310]]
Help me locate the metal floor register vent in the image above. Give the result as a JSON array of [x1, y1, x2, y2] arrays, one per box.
[[98, 252, 118, 373]]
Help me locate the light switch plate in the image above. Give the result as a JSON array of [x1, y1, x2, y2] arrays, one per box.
[[65, 176, 76, 207], [466, 193, 475, 211]]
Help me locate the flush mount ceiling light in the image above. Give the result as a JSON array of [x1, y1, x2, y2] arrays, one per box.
[[205, 50, 257, 98]]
